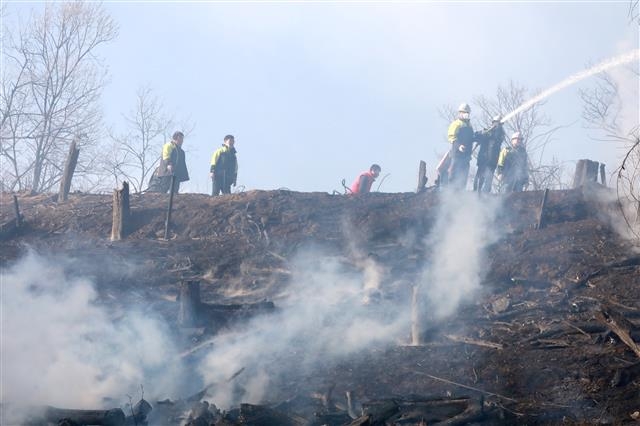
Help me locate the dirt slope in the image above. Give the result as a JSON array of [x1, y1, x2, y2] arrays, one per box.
[[1, 187, 639, 425]]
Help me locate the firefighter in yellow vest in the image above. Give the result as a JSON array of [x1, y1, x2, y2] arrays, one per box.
[[497, 131, 529, 192], [445, 103, 475, 190]]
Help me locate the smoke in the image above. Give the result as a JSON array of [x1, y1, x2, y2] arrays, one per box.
[[419, 191, 502, 320], [197, 250, 411, 409], [0, 251, 184, 420], [197, 192, 503, 408]]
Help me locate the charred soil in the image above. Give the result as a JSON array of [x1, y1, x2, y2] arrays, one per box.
[[1, 187, 639, 425]]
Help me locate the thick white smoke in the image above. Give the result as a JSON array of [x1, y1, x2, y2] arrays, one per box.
[[197, 250, 411, 409], [420, 191, 501, 320], [0, 251, 184, 419], [197, 193, 502, 408]]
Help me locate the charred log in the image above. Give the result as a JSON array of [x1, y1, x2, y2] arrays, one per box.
[[41, 406, 125, 426]]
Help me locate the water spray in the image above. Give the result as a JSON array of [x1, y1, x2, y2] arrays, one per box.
[[501, 49, 640, 124]]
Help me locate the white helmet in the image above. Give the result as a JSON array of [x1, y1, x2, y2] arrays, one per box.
[[511, 131, 522, 140], [458, 103, 471, 113], [492, 114, 503, 123]]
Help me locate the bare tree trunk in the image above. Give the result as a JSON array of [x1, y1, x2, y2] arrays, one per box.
[[58, 140, 80, 202], [110, 182, 130, 241], [599, 163, 607, 186]]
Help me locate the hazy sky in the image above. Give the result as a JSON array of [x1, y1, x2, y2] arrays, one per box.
[[7, 1, 640, 193]]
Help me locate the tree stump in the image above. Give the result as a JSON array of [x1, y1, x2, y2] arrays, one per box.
[[572, 159, 600, 188], [179, 280, 202, 327], [110, 182, 130, 241], [58, 140, 80, 202], [416, 160, 427, 193]]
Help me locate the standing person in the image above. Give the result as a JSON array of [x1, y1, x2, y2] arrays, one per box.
[[349, 164, 381, 194], [147, 131, 189, 193], [497, 131, 529, 192], [446, 103, 475, 190], [473, 115, 505, 193], [209, 134, 238, 196]]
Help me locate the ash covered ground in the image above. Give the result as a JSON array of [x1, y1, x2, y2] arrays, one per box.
[[1, 186, 639, 425]]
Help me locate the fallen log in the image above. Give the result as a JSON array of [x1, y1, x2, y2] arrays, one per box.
[[444, 334, 503, 350], [41, 406, 126, 426], [596, 307, 640, 359]]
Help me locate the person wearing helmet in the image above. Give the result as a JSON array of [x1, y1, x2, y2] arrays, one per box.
[[497, 131, 529, 192], [473, 114, 505, 193], [444, 103, 475, 190]]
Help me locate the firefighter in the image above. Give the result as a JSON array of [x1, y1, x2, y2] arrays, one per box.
[[473, 115, 505, 193], [350, 164, 381, 194], [445, 103, 475, 190], [209, 134, 238, 196], [497, 131, 529, 192], [147, 131, 189, 193]]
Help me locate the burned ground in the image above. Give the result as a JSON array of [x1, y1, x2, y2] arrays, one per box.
[[1, 187, 639, 425]]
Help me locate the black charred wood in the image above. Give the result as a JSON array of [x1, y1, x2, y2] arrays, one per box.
[[611, 361, 640, 387], [43, 406, 125, 426], [311, 411, 353, 426], [238, 403, 302, 426], [360, 399, 399, 425]]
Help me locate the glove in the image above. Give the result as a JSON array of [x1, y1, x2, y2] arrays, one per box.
[[458, 145, 466, 153], [167, 164, 173, 173]]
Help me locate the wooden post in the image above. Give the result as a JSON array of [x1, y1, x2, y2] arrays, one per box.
[[416, 160, 427, 193], [599, 163, 606, 186], [163, 175, 176, 240], [58, 140, 80, 202], [411, 285, 422, 346], [536, 188, 549, 230], [179, 280, 201, 327], [12, 195, 21, 227], [110, 182, 130, 241]]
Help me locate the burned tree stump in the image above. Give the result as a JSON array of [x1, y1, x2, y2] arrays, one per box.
[[58, 140, 80, 203], [416, 160, 428, 193], [179, 280, 202, 327], [110, 182, 130, 241], [0, 195, 24, 240], [572, 159, 601, 188], [599, 163, 606, 186]]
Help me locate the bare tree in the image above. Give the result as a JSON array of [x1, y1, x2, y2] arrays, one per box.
[[0, 2, 117, 193], [580, 66, 640, 237], [104, 86, 173, 193]]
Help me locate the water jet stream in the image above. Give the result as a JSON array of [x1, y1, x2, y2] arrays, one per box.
[[501, 49, 639, 124]]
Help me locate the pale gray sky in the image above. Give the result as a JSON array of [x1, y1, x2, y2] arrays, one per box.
[[6, 1, 640, 193]]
